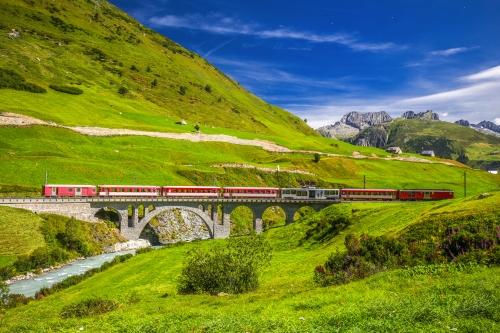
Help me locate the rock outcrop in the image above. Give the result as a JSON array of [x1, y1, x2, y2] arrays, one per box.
[[349, 124, 389, 148], [455, 119, 470, 127], [476, 121, 500, 134], [140, 208, 211, 244], [316, 111, 392, 139], [453, 119, 500, 137], [401, 110, 439, 120], [341, 111, 393, 129]]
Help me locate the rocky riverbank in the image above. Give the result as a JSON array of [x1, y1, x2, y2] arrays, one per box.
[[5, 239, 151, 285]]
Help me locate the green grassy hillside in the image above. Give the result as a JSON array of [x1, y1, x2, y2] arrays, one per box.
[[0, 0, 315, 137], [2, 192, 500, 332], [349, 118, 500, 168], [1, 125, 499, 198], [388, 118, 500, 166]]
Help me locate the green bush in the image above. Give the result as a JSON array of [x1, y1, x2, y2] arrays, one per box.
[[49, 85, 83, 95], [0, 68, 46, 93], [60, 298, 119, 318], [178, 235, 272, 295], [136, 247, 153, 255]]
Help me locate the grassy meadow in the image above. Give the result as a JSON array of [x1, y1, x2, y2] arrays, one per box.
[[1, 192, 500, 332], [1, 125, 499, 198]]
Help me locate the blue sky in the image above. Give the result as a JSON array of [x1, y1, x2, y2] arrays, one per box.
[[110, 0, 500, 129]]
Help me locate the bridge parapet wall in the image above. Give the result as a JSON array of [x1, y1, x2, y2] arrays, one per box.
[[0, 202, 97, 222]]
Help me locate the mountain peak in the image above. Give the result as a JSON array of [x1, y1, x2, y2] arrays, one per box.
[[401, 110, 439, 120]]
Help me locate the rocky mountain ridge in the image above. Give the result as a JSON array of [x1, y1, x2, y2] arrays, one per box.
[[317, 110, 437, 139], [455, 119, 500, 138]]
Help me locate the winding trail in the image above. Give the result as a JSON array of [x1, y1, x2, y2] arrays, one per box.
[[0, 112, 457, 166]]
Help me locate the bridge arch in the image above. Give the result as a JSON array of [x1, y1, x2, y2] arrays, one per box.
[[262, 205, 287, 230], [135, 206, 215, 240], [92, 206, 123, 226]]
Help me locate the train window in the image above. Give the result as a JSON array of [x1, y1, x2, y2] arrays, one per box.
[[291, 190, 296, 194], [68, 188, 73, 192]]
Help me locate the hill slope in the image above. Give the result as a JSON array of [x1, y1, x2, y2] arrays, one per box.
[[0, 0, 315, 137], [2, 192, 500, 331]]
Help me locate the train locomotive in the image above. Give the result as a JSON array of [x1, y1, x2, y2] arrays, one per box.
[[42, 184, 454, 201]]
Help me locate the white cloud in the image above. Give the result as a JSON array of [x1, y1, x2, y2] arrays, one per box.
[[430, 47, 474, 56], [285, 65, 500, 128], [149, 13, 402, 52]]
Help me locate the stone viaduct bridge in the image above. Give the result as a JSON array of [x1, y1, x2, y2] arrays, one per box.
[[0, 198, 336, 240]]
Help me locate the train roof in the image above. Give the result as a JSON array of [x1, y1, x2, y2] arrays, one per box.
[[44, 184, 96, 188], [223, 186, 280, 190], [341, 188, 397, 191], [98, 185, 161, 188], [163, 185, 220, 189], [401, 189, 454, 191]]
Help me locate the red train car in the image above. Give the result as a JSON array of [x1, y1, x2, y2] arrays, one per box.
[[340, 188, 397, 201], [398, 189, 454, 200], [222, 187, 280, 199], [162, 186, 220, 198], [98, 185, 161, 197], [42, 185, 97, 197]]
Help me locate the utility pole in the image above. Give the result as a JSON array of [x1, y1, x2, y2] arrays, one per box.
[[213, 174, 216, 186], [45, 171, 49, 185]]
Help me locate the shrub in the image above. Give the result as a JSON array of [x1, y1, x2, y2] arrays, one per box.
[[49, 85, 83, 95], [151, 78, 158, 87], [0, 281, 8, 308], [6, 294, 32, 308], [314, 153, 321, 163], [193, 124, 200, 132], [204, 84, 211, 93], [136, 247, 153, 255], [178, 235, 272, 295], [179, 86, 186, 95], [118, 86, 128, 95], [0, 68, 46, 93], [60, 298, 119, 318]]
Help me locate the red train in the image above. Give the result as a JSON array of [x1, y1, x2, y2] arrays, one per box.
[[42, 184, 454, 201]]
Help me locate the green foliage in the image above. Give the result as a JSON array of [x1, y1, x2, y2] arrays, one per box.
[[179, 86, 186, 95], [315, 207, 500, 286], [130, 64, 139, 71], [0, 281, 8, 308], [178, 235, 272, 295], [60, 298, 119, 318], [135, 247, 153, 255], [0, 68, 46, 93], [151, 78, 157, 87], [118, 86, 128, 95], [204, 84, 211, 93], [49, 85, 83, 95], [193, 124, 200, 132], [457, 153, 469, 164], [314, 153, 321, 163]]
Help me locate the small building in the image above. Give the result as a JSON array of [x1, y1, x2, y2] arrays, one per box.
[[386, 147, 402, 154], [488, 169, 498, 175], [421, 150, 435, 157]]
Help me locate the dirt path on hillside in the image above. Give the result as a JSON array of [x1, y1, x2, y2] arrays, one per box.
[[0, 112, 456, 166]]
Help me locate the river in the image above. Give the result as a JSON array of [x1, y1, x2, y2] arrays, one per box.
[[8, 250, 138, 297]]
